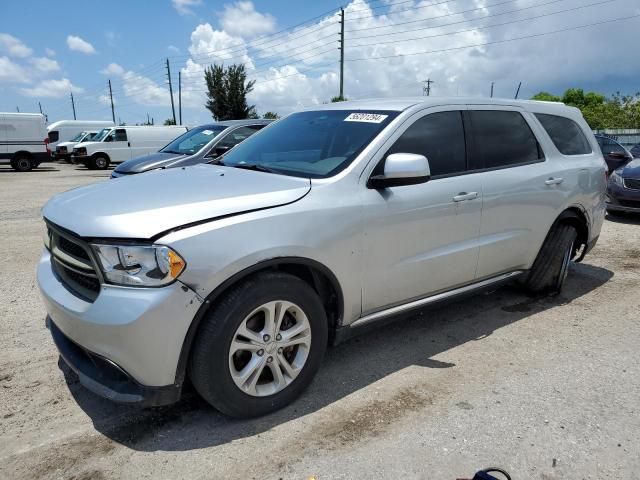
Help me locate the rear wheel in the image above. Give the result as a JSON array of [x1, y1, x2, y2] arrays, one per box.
[[189, 272, 328, 418], [88, 155, 110, 170], [11, 156, 33, 172], [523, 223, 577, 294]]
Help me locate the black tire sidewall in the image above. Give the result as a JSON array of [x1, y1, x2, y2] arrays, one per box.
[[12, 156, 32, 172], [190, 273, 328, 418], [91, 155, 109, 170]]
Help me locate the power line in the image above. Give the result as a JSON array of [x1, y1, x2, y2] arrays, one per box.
[[346, 13, 640, 62], [346, 0, 482, 21], [347, 0, 570, 40], [348, 0, 616, 47]]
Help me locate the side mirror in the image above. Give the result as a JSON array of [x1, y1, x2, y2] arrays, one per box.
[[367, 153, 431, 189], [608, 151, 627, 159]]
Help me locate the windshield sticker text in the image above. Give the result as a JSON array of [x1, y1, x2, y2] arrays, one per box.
[[344, 113, 388, 123]]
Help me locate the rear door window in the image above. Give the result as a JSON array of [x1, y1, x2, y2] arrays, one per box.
[[216, 126, 262, 149], [384, 111, 466, 177], [535, 113, 592, 155], [468, 110, 543, 169]]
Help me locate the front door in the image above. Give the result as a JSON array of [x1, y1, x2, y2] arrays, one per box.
[[361, 109, 482, 314], [104, 128, 130, 163]]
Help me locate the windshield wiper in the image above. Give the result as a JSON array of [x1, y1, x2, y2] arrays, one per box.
[[227, 163, 279, 174]]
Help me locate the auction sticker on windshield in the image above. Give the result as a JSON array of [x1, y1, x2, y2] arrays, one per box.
[[344, 113, 388, 123]]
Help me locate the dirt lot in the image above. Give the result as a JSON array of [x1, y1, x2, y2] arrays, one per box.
[[1, 162, 639, 480]]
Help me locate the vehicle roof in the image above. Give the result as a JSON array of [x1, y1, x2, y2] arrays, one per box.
[[213, 119, 273, 126], [47, 120, 114, 128], [0, 112, 44, 118], [304, 96, 575, 114]]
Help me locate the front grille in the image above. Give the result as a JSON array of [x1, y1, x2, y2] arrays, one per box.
[[57, 146, 68, 153], [624, 178, 640, 190], [47, 223, 101, 302]]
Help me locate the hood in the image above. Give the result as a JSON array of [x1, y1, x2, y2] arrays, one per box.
[[43, 164, 311, 239], [56, 141, 77, 148], [115, 151, 188, 174], [622, 159, 640, 178]]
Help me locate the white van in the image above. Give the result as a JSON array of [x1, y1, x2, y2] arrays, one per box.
[[47, 120, 114, 153], [54, 130, 98, 162], [72, 125, 188, 169], [0, 112, 49, 171]]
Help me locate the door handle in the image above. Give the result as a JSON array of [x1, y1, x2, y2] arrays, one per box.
[[452, 191, 479, 202], [128, 142, 131, 147], [545, 177, 564, 185]]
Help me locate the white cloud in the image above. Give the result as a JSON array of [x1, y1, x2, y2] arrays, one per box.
[[100, 63, 125, 76], [168, 45, 181, 54], [0, 33, 32, 58], [99, 94, 114, 106], [19, 78, 84, 97], [45, 48, 56, 57], [189, 23, 253, 67], [30, 57, 60, 73], [220, 1, 277, 39], [66, 35, 96, 54], [0, 56, 29, 83], [172, 0, 201, 15]]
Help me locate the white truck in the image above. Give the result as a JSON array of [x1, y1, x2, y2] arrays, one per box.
[[72, 125, 188, 169], [0, 112, 50, 171], [54, 131, 99, 162], [47, 120, 114, 154]]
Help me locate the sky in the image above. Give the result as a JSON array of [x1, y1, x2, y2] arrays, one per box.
[[1, 0, 639, 126]]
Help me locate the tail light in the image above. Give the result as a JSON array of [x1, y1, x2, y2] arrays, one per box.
[[45, 137, 51, 156]]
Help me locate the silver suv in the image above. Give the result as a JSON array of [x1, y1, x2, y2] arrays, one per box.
[[38, 98, 606, 417]]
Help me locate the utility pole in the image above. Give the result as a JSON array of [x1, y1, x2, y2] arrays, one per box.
[[38, 102, 43, 114], [422, 78, 434, 96], [16, 106, 19, 113], [514, 81, 522, 99], [338, 8, 345, 100], [108, 80, 116, 124], [70, 92, 77, 120], [166, 58, 177, 124], [178, 71, 182, 125], [490, 82, 494, 98]]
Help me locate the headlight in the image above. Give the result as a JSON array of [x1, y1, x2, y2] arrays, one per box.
[[91, 244, 186, 287], [610, 169, 624, 186], [74, 147, 87, 156]]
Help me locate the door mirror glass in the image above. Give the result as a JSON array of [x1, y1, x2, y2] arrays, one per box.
[[368, 153, 431, 189]]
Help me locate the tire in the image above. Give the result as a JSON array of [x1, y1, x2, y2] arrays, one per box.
[[189, 272, 328, 418], [88, 155, 110, 170], [11, 156, 33, 172], [523, 223, 577, 294]]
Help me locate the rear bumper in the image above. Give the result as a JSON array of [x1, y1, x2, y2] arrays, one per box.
[[48, 317, 181, 406]]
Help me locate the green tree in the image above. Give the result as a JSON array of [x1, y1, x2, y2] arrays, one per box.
[[331, 95, 347, 102], [204, 64, 256, 120], [163, 118, 176, 125], [262, 111, 279, 119], [531, 91, 560, 102]]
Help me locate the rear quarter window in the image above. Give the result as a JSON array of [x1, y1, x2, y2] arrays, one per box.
[[535, 113, 592, 155]]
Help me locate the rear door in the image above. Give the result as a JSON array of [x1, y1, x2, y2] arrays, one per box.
[[0, 115, 7, 156], [361, 108, 483, 313], [467, 107, 565, 278], [105, 128, 131, 162]]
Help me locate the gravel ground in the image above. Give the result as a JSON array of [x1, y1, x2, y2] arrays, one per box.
[[1, 162, 639, 480]]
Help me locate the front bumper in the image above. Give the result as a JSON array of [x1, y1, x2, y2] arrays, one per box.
[[606, 181, 640, 212], [70, 155, 87, 165], [37, 249, 203, 404]]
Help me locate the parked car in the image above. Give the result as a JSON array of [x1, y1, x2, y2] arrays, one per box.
[[0, 112, 49, 171], [111, 120, 271, 178], [595, 134, 634, 173], [71, 125, 188, 170], [54, 130, 98, 162], [606, 158, 640, 215], [38, 98, 606, 417], [47, 120, 114, 154], [629, 143, 640, 158]]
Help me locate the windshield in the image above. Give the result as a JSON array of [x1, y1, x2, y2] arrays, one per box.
[[70, 131, 87, 142], [93, 128, 112, 142], [220, 110, 398, 178], [161, 125, 227, 155]]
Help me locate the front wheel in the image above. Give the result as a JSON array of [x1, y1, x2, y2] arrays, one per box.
[[523, 223, 577, 294], [189, 272, 328, 418], [88, 155, 110, 170]]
